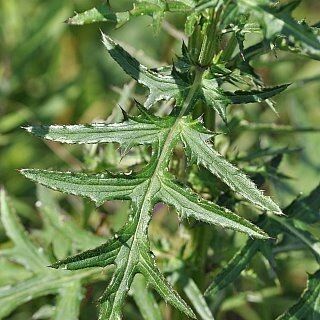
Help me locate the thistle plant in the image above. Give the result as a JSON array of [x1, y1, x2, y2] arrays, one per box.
[[2, 0, 319, 319]]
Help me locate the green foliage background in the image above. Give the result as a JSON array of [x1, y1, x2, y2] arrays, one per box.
[[1, 0, 320, 319]]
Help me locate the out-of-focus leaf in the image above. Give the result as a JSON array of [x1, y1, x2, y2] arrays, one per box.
[[239, 121, 320, 133], [66, 1, 194, 31], [0, 189, 101, 319], [235, 146, 301, 162], [205, 239, 261, 296], [284, 184, 320, 224], [180, 275, 215, 320], [33, 305, 55, 319], [277, 270, 320, 319], [54, 281, 83, 320], [0, 189, 49, 271], [37, 186, 104, 259], [272, 216, 320, 261], [131, 274, 163, 320], [239, 0, 320, 60]]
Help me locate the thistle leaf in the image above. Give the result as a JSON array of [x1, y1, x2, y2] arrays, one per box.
[[23, 107, 275, 318], [226, 84, 290, 104], [22, 26, 285, 316], [20, 169, 145, 206], [139, 247, 196, 319], [102, 33, 191, 108], [180, 118, 283, 215], [50, 228, 131, 270], [101, 34, 289, 123], [199, 79, 231, 123], [24, 113, 173, 148], [131, 274, 163, 320], [159, 175, 269, 239], [47, 167, 194, 319]]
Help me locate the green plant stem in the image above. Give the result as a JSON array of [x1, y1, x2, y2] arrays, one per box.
[[187, 8, 222, 292]]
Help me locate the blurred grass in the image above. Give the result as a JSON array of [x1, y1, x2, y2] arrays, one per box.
[[0, 0, 176, 200]]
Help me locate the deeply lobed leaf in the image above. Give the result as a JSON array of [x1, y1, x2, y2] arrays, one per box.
[[20, 27, 292, 319], [180, 117, 283, 215], [159, 174, 269, 239]]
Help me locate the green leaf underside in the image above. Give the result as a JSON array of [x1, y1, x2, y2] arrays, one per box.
[[277, 270, 320, 320], [0, 190, 97, 319], [20, 32, 291, 319], [21, 169, 144, 206]]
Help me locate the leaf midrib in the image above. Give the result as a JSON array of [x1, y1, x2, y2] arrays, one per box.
[[106, 69, 204, 317]]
